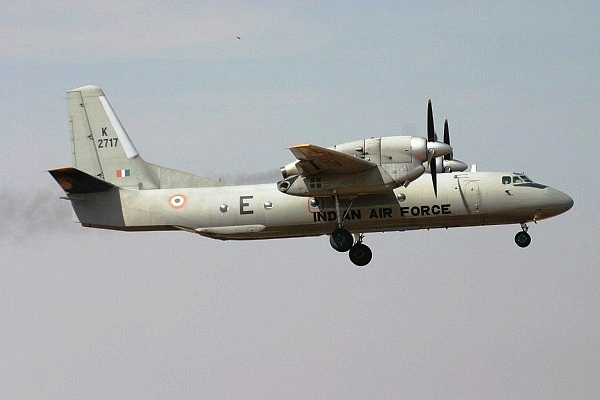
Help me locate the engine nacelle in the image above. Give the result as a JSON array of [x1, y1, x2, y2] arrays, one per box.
[[442, 159, 468, 172], [328, 136, 449, 168], [424, 157, 469, 173], [278, 135, 451, 196]]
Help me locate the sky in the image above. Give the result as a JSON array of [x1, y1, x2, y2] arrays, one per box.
[[1, 1, 598, 399]]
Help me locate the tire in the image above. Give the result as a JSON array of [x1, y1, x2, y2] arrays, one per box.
[[515, 231, 531, 248], [329, 228, 354, 252], [349, 243, 372, 266]]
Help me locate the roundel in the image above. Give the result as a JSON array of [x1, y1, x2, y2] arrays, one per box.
[[168, 194, 187, 209]]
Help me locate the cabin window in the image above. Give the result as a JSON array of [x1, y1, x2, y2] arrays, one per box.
[[502, 176, 511, 184]]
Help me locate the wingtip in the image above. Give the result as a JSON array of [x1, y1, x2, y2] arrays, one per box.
[[290, 143, 311, 149]]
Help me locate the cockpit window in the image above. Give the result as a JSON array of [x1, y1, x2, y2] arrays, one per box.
[[504, 174, 546, 189], [503, 175, 536, 185], [519, 175, 533, 183]]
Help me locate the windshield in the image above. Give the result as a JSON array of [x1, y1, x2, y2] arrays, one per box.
[[501, 175, 535, 185]]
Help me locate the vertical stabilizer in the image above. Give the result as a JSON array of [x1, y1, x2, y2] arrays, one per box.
[[68, 85, 159, 189]]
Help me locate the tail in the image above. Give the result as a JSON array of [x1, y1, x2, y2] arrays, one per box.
[[63, 85, 224, 190]]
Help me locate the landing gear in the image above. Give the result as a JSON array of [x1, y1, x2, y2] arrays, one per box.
[[515, 223, 532, 248], [329, 194, 355, 252], [328, 194, 372, 266], [329, 229, 373, 266]]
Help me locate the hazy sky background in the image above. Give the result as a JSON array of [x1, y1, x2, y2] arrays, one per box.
[[1, 1, 598, 399]]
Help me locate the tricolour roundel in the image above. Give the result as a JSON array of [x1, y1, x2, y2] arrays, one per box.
[[168, 194, 187, 209]]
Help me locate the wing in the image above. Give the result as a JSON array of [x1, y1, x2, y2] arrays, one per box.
[[289, 144, 377, 176]]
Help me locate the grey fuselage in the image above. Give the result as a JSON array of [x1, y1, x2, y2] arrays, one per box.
[[69, 171, 573, 241]]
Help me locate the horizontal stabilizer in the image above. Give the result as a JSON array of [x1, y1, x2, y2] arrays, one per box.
[[49, 167, 115, 193]]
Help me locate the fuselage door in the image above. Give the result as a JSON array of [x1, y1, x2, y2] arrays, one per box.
[[464, 181, 481, 213]]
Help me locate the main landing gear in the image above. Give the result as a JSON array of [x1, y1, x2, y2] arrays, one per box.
[[329, 195, 373, 266], [330, 228, 372, 266], [514, 223, 532, 248]]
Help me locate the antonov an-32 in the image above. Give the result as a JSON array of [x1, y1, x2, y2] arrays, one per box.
[[49, 85, 573, 266]]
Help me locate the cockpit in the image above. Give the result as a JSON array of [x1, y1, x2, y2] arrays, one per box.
[[502, 174, 547, 188], [502, 174, 533, 184]]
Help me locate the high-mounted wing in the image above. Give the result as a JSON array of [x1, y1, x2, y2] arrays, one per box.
[[289, 143, 377, 176], [278, 114, 454, 197], [278, 143, 398, 197]]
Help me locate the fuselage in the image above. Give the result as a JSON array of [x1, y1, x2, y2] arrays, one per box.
[[71, 171, 573, 240]]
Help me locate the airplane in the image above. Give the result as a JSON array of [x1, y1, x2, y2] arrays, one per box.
[[49, 85, 573, 266]]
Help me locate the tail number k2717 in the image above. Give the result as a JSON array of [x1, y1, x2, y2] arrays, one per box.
[[97, 138, 119, 148]]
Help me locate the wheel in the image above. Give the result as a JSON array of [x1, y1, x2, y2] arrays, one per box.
[[349, 243, 372, 266], [329, 228, 354, 252], [515, 231, 531, 248]]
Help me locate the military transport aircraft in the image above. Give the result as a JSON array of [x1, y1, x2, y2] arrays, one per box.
[[49, 85, 573, 266]]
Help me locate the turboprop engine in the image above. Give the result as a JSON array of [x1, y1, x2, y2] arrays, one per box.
[[278, 135, 452, 197], [278, 100, 455, 198]]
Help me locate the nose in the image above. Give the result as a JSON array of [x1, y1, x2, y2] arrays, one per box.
[[547, 187, 574, 216]]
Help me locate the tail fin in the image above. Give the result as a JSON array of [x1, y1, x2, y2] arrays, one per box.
[[68, 85, 159, 189], [67, 85, 225, 189]]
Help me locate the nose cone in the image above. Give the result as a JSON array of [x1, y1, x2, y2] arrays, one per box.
[[546, 187, 574, 216]]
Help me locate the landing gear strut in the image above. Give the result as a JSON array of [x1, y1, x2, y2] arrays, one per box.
[[328, 194, 373, 266], [329, 193, 354, 252], [515, 223, 532, 248]]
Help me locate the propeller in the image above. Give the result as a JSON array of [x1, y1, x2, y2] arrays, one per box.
[[441, 118, 468, 173], [427, 100, 438, 197]]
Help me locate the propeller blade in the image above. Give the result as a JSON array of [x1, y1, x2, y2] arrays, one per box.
[[427, 100, 435, 142], [443, 119, 449, 144], [431, 154, 438, 197], [427, 100, 438, 196], [443, 119, 453, 160]]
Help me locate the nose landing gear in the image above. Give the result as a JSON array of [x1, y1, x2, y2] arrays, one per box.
[[515, 223, 532, 248]]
